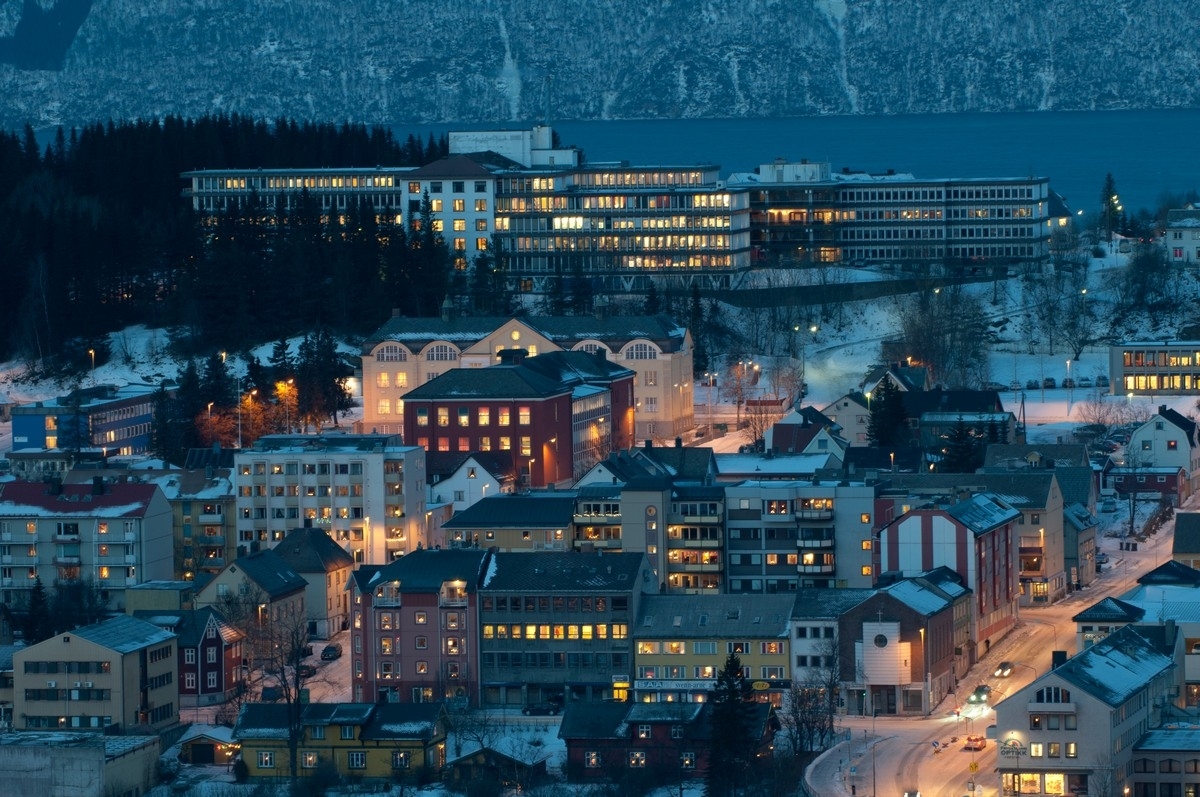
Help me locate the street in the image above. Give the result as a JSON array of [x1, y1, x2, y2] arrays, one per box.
[[809, 495, 1184, 797]]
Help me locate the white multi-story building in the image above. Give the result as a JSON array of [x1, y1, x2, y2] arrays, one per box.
[[232, 434, 426, 564], [359, 311, 694, 443], [0, 480, 173, 611]]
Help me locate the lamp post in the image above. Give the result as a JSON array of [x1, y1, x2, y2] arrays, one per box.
[[87, 348, 95, 385], [237, 379, 257, 450]]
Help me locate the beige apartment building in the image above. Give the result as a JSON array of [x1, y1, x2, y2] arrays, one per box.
[[13, 615, 179, 733]]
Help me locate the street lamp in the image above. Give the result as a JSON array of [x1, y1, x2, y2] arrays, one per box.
[[237, 380, 257, 449], [87, 348, 95, 385]]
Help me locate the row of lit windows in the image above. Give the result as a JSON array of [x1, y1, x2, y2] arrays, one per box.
[[506, 233, 730, 253], [482, 623, 627, 640], [408, 180, 488, 195], [1122, 350, 1200, 368], [414, 436, 531, 455], [415, 406, 530, 426]]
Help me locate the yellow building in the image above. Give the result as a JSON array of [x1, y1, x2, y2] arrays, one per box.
[[234, 702, 448, 781], [13, 615, 178, 732], [632, 594, 795, 706]]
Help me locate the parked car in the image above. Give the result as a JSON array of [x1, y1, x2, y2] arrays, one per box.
[[963, 735, 988, 751], [297, 664, 317, 678], [993, 661, 1014, 677], [522, 701, 561, 716], [1100, 499, 1118, 513], [1078, 376, 1093, 388], [320, 643, 343, 660], [1062, 377, 1076, 388], [1096, 375, 1110, 387], [1025, 379, 1040, 390], [1096, 552, 1110, 564], [1042, 377, 1057, 389], [967, 684, 992, 703]]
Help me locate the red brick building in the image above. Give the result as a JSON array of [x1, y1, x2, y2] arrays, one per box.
[[348, 548, 492, 705], [400, 350, 635, 487]]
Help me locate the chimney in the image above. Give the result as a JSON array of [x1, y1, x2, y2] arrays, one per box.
[[1051, 650, 1067, 670], [674, 437, 682, 448], [92, 476, 104, 496], [440, 296, 453, 322], [594, 295, 609, 321], [644, 439, 653, 449], [1160, 404, 1168, 415]]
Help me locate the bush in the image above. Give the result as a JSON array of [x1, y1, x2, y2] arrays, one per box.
[[231, 757, 249, 783]]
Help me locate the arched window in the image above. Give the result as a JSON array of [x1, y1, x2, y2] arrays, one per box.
[[426, 345, 459, 362], [578, 343, 609, 357], [376, 344, 408, 362], [624, 343, 658, 360]]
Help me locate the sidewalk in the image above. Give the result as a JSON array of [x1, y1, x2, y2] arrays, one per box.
[[805, 731, 884, 797]]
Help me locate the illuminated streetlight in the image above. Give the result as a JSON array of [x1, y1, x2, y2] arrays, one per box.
[[237, 379, 257, 449], [87, 348, 95, 385]]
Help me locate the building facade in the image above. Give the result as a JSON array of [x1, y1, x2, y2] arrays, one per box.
[[349, 548, 490, 705], [232, 434, 426, 563], [13, 615, 178, 732], [1109, 341, 1200, 396], [10, 384, 162, 455], [0, 480, 174, 611], [478, 551, 656, 706], [360, 313, 693, 444]]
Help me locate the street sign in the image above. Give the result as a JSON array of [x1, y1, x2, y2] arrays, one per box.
[[932, 741, 940, 748], [969, 762, 980, 774]]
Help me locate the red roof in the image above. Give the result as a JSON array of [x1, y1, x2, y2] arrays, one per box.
[[0, 481, 159, 517]]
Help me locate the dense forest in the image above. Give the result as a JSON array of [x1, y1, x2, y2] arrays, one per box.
[[0, 115, 513, 366]]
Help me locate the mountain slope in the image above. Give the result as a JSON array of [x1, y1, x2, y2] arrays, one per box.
[[3, 0, 1198, 130]]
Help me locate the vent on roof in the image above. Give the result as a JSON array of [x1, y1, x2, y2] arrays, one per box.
[[753, 616, 761, 624], [673, 616, 682, 627], [726, 609, 740, 620]]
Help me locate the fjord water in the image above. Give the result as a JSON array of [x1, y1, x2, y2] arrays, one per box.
[[502, 109, 1200, 215]]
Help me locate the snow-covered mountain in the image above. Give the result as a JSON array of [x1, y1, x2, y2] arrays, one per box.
[[3, 0, 1198, 131]]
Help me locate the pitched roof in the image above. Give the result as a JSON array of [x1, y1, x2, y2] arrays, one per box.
[[441, 494, 576, 530], [634, 444, 718, 482], [1071, 596, 1146, 624], [401, 363, 572, 401], [1159, 405, 1198, 441], [354, 548, 491, 594], [637, 594, 794, 637], [982, 443, 1090, 470], [229, 548, 308, 599], [792, 588, 873, 619], [274, 527, 355, 575], [886, 472, 1055, 508], [1137, 559, 1200, 587], [1063, 503, 1099, 533], [69, 614, 176, 654], [361, 702, 445, 741], [882, 577, 957, 616], [1053, 466, 1096, 507], [362, 313, 688, 353], [901, 388, 1004, 416], [133, 606, 244, 647], [484, 551, 649, 592], [559, 700, 772, 743], [425, 451, 514, 483], [1173, 512, 1200, 556], [945, 493, 1022, 533], [0, 481, 160, 518], [1052, 625, 1174, 707]]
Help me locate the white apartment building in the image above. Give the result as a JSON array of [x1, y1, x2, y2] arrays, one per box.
[[232, 434, 426, 564]]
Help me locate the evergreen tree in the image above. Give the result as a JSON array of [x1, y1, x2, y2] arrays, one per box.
[[644, 281, 661, 315], [940, 416, 984, 473], [24, 576, 52, 644], [706, 653, 758, 797], [866, 378, 909, 447], [296, 328, 352, 430], [268, 338, 295, 382], [1100, 172, 1120, 242], [201, 351, 232, 408], [690, 284, 709, 376]]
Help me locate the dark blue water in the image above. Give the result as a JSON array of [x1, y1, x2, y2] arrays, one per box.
[[422, 110, 1200, 216]]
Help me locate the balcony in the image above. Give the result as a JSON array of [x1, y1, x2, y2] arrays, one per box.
[[667, 562, 722, 573], [0, 578, 11, 587], [200, 558, 225, 570], [124, 532, 136, 542], [573, 512, 622, 524], [198, 513, 224, 524], [54, 555, 82, 566], [673, 513, 720, 524], [0, 532, 10, 541], [797, 537, 835, 549], [798, 563, 836, 575], [54, 532, 81, 543], [572, 537, 622, 550], [0, 554, 11, 564], [668, 537, 720, 548], [796, 509, 834, 521], [199, 535, 226, 547], [124, 555, 137, 565]]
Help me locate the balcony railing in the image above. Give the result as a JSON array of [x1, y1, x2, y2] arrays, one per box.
[[200, 535, 226, 547], [797, 563, 836, 574], [797, 538, 835, 549], [198, 513, 224, 524], [796, 509, 834, 521], [668, 537, 720, 548], [200, 558, 225, 569], [667, 562, 721, 573], [54, 555, 82, 566], [573, 537, 622, 549], [573, 513, 622, 524]]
